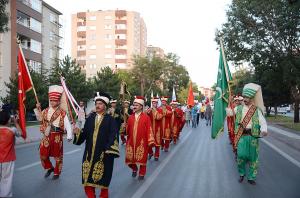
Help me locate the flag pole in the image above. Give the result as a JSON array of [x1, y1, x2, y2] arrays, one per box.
[[17, 39, 40, 104], [220, 38, 232, 97]]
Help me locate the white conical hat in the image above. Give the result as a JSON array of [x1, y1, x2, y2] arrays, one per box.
[[243, 83, 265, 113]]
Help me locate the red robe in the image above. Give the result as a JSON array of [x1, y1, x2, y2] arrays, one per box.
[[147, 108, 163, 146], [171, 108, 183, 140], [125, 112, 155, 165], [227, 103, 236, 146], [39, 107, 66, 175], [159, 105, 173, 141]]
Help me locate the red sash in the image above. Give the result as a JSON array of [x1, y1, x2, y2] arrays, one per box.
[[233, 105, 257, 150]]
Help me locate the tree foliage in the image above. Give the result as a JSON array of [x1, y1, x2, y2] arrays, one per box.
[[217, 0, 300, 122], [0, 0, 9, 33]]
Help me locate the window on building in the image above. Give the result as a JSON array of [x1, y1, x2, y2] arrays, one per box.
[[50, 13, 56, 23], [89, 26, 96, 30], [50, 31, 55, 41], [77, 26, 86, 31], [29, 60, 42, 73], [89, 55, 96, 59], [31, 0, 42, 13], [105, 54, 112, 59], [89, 16, 96, 21], [50, 49, 53, 59], [30, 39, 41, 54], [104, 15, 112, 20], [89, 34, 96, 40], [104, 44, 112, 49], [77, 45, 86, 50], [89, 64, 96, 69], [115, 54, 126, 59], [104, 24, 112, 30], [89, 45, 96, 50], [115, 24, 126, 30], [30, 18, 41, 33], [116, 34, 126, 39], [104, 34, 112, 40]]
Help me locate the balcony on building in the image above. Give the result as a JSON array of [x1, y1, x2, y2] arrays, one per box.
[[115, 59, 127, 63], [115, 39, 126, 45], [115, 10, 126, 18], [77, 50, 86, 56], [77, 12, 86, 19], [115, 49, 127, 54], [115, 29, 126, 34], [77, 31, 86, 38], [115, 19, 126, 24], [77, 60, 86, 66]]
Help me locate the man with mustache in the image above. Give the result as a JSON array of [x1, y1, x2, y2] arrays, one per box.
[[73, 92, 119, 198], [125, 96, 154, 180]]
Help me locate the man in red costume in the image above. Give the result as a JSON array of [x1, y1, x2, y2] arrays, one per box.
[[125, 96, 155, 180], [35, 85, 73, 180], [170, 101, 183, 144], [147, 97, 163, 161], [159, 96, 172, 152]]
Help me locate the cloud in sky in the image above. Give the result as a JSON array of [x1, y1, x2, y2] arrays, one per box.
[[45, 0, 232, 88]]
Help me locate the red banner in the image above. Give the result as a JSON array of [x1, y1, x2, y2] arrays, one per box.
[[18, 46, 33, 139], [187, 82, 195, 108]]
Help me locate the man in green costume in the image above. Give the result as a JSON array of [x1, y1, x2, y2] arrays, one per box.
[[233, 83, 268, 185]]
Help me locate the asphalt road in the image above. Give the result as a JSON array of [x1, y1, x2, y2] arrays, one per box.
[[13, 119, 300, 198]]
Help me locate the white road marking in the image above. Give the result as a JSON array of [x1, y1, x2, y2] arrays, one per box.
[[268, 125, 300, 140], [131, 129, 193, 198], [65, 149, 81, 155], [16, 149, 81, 171], [261, 139, 300, 169], [16, 162, 41, 171]]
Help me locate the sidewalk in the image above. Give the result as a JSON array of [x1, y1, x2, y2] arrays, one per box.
[[16, 125, 42, 145]]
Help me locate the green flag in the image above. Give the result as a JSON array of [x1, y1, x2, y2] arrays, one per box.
[[211, 48, 232, 139]]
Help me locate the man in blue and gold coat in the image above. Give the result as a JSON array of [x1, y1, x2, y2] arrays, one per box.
[[73, 92, 119, 198]]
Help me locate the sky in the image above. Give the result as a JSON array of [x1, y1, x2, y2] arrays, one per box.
[[44, 0, 232, 88]]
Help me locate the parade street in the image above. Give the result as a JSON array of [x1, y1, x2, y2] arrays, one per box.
[[13, 120, 300, 198]]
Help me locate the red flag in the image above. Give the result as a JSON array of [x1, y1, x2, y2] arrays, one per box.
[[187, 81, 195, 108], [18, 46, 33, 139]]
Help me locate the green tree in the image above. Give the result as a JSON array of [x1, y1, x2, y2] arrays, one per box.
[[92, 67, 120, 99], [2, 71, 48, 113], [49, 56, 92, 102], [162, 53, 190, 96], [217, 0, 300, 122], [131, 55, 165, 96], [0, 0, 9, 33]]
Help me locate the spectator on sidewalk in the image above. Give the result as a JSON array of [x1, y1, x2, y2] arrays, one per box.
[[205, 103, 213, 126], [0, 110, 22, 197], [200, 104, 206, 119], [76, 101, 86, 129]]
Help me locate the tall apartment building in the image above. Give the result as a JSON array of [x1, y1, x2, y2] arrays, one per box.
[[42, 1, 63, 74], [71, 10, 147, 78], [0, 0, 62, 99]]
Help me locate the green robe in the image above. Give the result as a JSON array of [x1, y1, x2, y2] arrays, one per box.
[[235, 105, 261, 180]]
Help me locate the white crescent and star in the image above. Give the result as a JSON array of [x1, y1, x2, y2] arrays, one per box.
[[216, 87, 223, 100]]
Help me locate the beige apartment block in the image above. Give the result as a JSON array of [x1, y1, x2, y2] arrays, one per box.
[[71, 10, 147, 78], [0, 0, 62, 100], [147, 45, 165, 59]]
